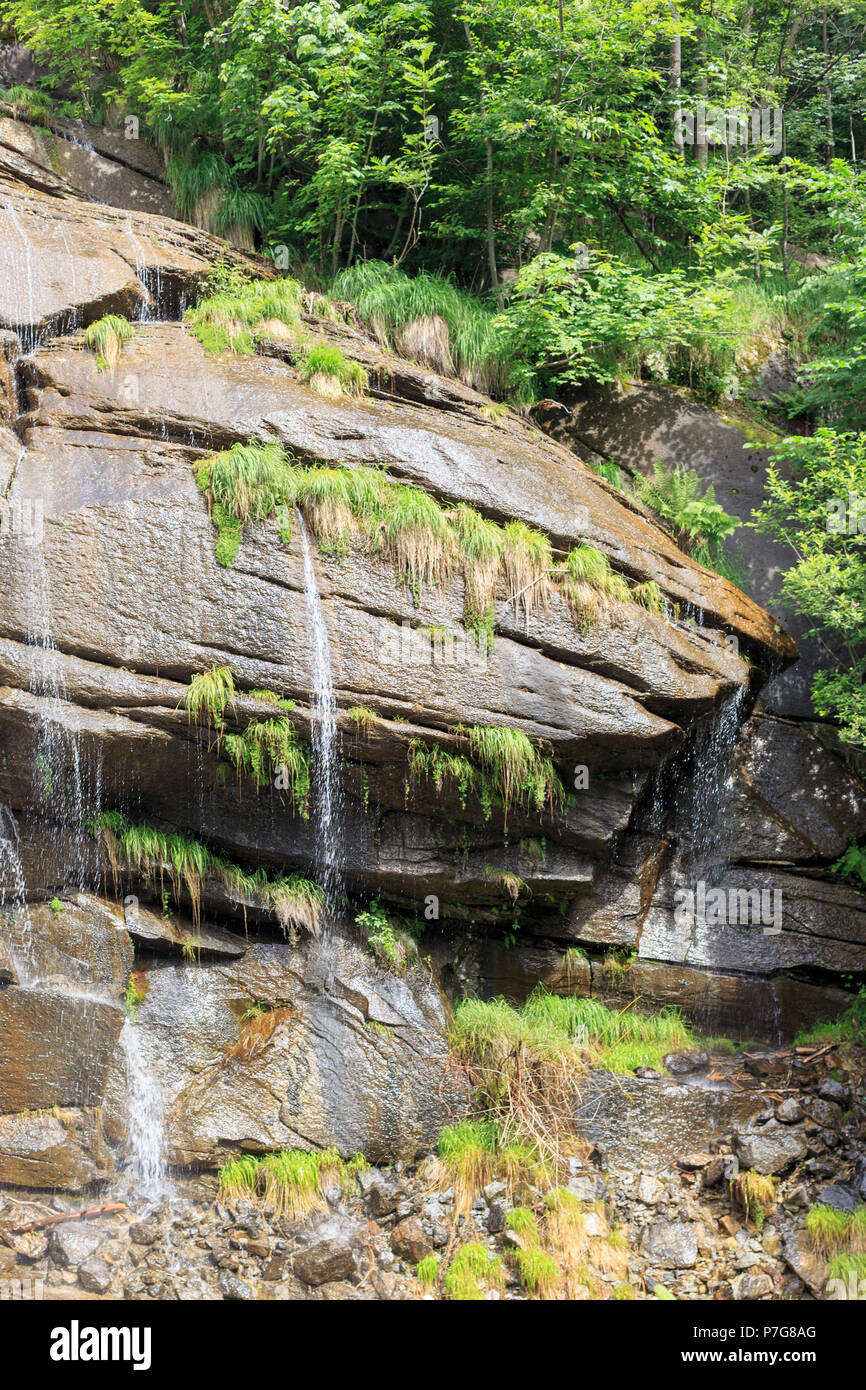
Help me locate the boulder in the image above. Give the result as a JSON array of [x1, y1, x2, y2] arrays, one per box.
[[0, 984, 123, 1111], [0, 1107, 115, 1188], [641, 1222, 698, 1268], [733, 1122, 809, 1175], [294, 1236, 357, 1287]]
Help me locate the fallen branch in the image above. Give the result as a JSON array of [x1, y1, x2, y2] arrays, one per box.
[[13, 1202, 126, 1233]]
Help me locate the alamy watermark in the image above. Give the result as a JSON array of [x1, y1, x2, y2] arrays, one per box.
[[674, 880, 782, 935], [676, 104, 784, 158], [826, 493, 866, 534]]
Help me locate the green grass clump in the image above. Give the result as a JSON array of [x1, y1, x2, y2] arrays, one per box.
[[456, 724, 564, 825], [415, 1253, 440, 1288], [217, 1147, 366, 1217], [330, 259, 507, 394], [505, 1207, 539, 1243], [443, 1242, 505, 1300], [263, 873, 325, 939], [298, 342, 368, 397], [185, 664, 237, 726], [123, 972, 147, 1022], [806, 1203, 866, 1257], [614, 1281, 636, 1300], [437, 1118, 500, 1213], [218, 1153, 261, 1202], [732, 1170, 777, 1229], [826, 1252, 866, 1284], [522, 990, 695, 1073], [408, 742, 484, 814], [186, 274, 302, 355], [347, 706, 376, 738], [560, 544, 632, 623], [0, 84, 55, 124], [84, 314, 134, 371], [501, 521, 553, 620], [513, 1245, 561, 1298], [633, 579, 665, 615]]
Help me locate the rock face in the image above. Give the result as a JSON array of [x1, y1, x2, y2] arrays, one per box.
[[0, 112, 860, 1187]]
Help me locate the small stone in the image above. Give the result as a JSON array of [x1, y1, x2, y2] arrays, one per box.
[[78, 1256, 113, 1295], [775, 1098, 803, 1124], [49, 1224, 106, 1268], [663, 1051, 709, 1075], [129, 1221, 161, 1246], [809, 1099, 843, 1130], [486, 1203, 505, 1234], [818, 1079, 850, 1106], [390, 1217, 430, 1264], [10, 1230, 48, 1262], [219, 1272, 255, 1300], [815, 1184, 860, 1213], [294, 1237, 357, 1287], [483, 1180, 506, 1202], [679, 1153, 713, 1170], [261, 1255, 290, 1281], [731, 1271, 774, 1300], [641, 1222, 698, 1268], [636, 1174, 663, 1205]]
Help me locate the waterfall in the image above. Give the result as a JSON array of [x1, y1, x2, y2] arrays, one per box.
[[0, 803, 33, 982], [25, 545, 92, 888], [685, 686, 746, 867], [297, 512, 344, 912], [119, 1019, 166, 1199]]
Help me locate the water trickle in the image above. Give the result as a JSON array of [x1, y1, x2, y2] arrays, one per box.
[[0, 802, 33, 981], [685, 686, 746, 867], [297, 512, 344, 913], [25, 547, 93, 888], [119, 1019, 166, 1199]]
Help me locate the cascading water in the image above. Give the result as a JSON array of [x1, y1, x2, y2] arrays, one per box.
[[0, 801, 33, 981], [684, 685, 746, 867], [119, 1018, 166, 1199], [297, 511, 344, 915]]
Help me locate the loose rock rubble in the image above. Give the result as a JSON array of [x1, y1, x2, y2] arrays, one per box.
[[0, 1041, 861, 1300]]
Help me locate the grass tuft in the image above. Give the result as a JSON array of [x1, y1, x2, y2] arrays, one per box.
[[84, 314, 134, 371]]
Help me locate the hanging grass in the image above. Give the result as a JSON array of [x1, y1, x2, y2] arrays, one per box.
[[372, 483, 456, 597], [502, 521, 553, 620], [198, 443, 292, 528], [347, 706, 377, 738], [89, 810, 322, 937], [297, 342, 368, 398], [223, 717, 310, 814], [185, 274, 302, 355], [329, 260, 509, 394], [560, 544, 633, 624], [185, 665, 237, 727], [448, 504, 504, 630], [805, 1203, 866, 1257], [84, 314, 135, 371], [265, 874, 325, 938], [407, 741, 486, 815], [731, 1170, 777, 1230], [632, 579, 665, 615], [455, 724, 564, 823]]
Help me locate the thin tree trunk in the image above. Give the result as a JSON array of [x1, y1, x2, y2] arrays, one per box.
[[669, 3, 683, 158]]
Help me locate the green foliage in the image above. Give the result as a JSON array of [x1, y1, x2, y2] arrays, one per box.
[[49, 896, 63, 919], [504, 1207, 539, 1242], [753, 430, 866, 746], [83, 314, 134, 371], [512, 1246, 560, 1298], [731, 1170, 777, 1229], [330, 260, 507, 393], [218, 1147, 367, 1217], [186, 276, 302, 356], [456, 724, 564, 824], [123, 972, 147, 1022], [637, 463, 740, 578], [347, 706, 376, 738], [185, 665, 236, 726], [297, 342, 368, 397], [415, 1253, 440, 1288], [806, 1203, 866, 1257], [223, 717, 310, 816], [443, 1242, 505, 1301], [355, 900, 418, 975], [90, 810, 322, 938]]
